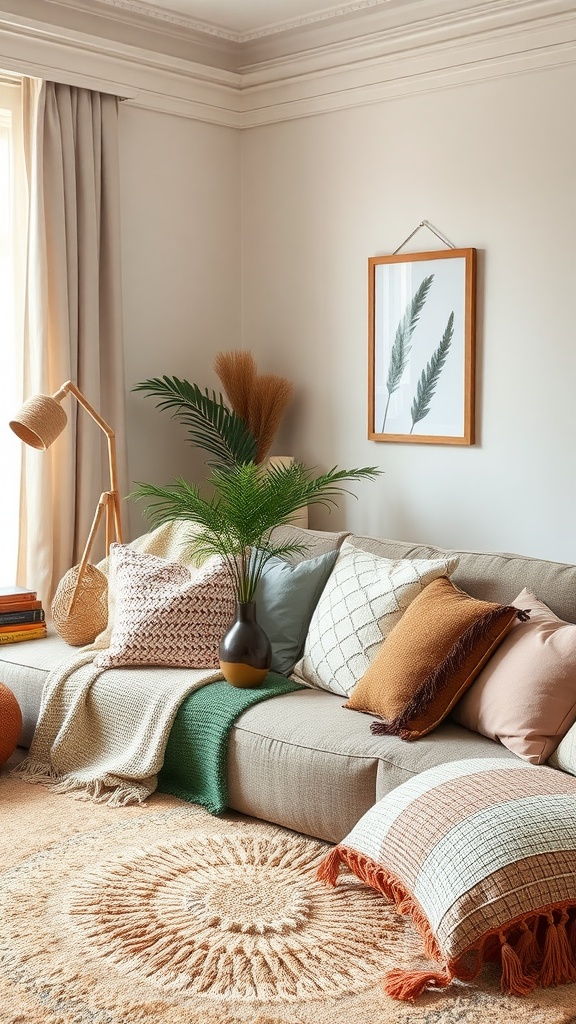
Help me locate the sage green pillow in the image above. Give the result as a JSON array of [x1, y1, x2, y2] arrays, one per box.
[[254, 550, 338, 676]]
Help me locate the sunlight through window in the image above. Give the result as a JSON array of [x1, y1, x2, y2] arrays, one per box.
[[0, 80, 25, 584]]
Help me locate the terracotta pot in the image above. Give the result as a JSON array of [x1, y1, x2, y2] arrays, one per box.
[[219, 602, 271, 688]]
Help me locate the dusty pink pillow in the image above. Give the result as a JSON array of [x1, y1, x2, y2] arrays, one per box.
[[94, 545, 235, 669], [452, 588, 576, 763]]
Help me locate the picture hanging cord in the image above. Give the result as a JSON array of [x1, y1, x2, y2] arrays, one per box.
[[393, 220, 457, 255]]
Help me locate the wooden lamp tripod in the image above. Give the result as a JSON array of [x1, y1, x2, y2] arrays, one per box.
[[10, 380, 123, 642]]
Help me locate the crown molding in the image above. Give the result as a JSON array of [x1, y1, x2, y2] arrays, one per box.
[[0, 1, 574, 128], [240, 12, 576, 126], [50, 0, 396, 43], [0, 12, 242, 123]]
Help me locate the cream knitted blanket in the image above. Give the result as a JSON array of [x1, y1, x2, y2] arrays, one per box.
[[15, 521, 224, 805]]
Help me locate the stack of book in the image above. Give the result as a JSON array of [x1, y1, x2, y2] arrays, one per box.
[[0, 586, 47, 644]]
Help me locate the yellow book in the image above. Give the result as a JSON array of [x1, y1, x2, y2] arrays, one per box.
[[0, 626, 47, 644]]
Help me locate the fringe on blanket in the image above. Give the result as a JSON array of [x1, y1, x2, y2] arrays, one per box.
[[12, 756, 154, 806], [11, 756, 60, 784]]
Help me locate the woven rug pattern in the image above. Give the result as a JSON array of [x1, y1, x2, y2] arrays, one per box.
[[2, 771, 576, 1024]]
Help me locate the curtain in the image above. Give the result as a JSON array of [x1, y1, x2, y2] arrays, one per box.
[[0, 77, 27, 583], [18, 80, 128, 604]]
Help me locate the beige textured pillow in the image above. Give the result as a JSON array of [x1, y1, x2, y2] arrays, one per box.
[[292, 540, 459, 697], [94, 545, 235, 669], [452, 589, 576, 764], [346, 577, 519, 740]]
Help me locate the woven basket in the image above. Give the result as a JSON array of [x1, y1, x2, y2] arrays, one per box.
[[51, 562, 108, 646]]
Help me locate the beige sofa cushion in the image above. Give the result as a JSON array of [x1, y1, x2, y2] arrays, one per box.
[[346, 534, 576, 625], [227, 688, 517, 842], [0, 628, 72, 746]]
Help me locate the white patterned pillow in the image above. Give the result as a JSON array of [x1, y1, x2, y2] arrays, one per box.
[[94, 545, 235, 669], [292, 541, 459, 697]]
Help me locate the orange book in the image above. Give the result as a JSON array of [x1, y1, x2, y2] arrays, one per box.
[[0, 586, 37, 606], [0, 599, 43, 613]]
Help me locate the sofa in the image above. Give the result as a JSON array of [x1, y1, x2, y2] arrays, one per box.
[[2, 524, 576, 844]]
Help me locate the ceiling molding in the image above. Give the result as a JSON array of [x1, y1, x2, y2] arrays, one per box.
[[0, 1, 574, 128], [52, 0, 395, 43], [67, 0, 241, 41]]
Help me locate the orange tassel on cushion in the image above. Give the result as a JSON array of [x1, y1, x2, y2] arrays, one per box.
[[513, 920, 541, 977], [500, 940, 536, 996], [382, 966, 452, 1001], [539, 911, 576, 987]]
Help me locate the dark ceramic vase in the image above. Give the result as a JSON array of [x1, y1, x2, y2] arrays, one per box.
[[219, 602, 272, 688]]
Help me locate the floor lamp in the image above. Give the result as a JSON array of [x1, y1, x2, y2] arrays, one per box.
[[9, 380, 123, 645]]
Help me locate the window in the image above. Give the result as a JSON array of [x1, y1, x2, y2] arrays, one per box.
[[0, 77, 26, 583]]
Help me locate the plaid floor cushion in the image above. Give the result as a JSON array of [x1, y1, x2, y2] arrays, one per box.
[[318, 758, 576, 1001]]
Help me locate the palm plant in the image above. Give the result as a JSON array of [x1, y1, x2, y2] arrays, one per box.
[[133, 375, 258, 468], [132, 461, 379, 603], [134, 365, 380, 611]]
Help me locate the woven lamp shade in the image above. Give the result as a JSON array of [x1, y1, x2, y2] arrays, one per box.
[[51, 563, 108, 646], [9, 395, 67, 450], [0, 683, 23, 763]]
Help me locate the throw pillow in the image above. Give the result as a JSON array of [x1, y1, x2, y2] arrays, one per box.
[[346, 576, 521, 740], [318, 757, 576, 1001], [94, 545, 235, 669], [452, 589, 576, 764], [549, 722, 576, 775], [253, 549, 338, 676], [292, 541, 459, 697]]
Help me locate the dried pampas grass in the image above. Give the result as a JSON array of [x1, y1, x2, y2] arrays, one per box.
[[213, 351, 256, 426], [248, 373, 293, 463], [214, 350, 293, 463]]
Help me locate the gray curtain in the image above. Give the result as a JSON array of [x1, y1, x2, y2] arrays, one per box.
[[18, 80, 128, 603]]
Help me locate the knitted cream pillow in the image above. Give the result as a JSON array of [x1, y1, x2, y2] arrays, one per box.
[[292, 541, 459, 697], [94, 545, 235, 670]]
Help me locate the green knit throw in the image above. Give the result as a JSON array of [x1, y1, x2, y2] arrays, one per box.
[[157, 673, 304, 814]]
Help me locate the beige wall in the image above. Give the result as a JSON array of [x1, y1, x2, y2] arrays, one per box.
[[241, 65, 576, 563], [118, 105, 242, 536]]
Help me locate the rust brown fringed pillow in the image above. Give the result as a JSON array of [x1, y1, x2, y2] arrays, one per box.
[[344, 576, 527, 740]]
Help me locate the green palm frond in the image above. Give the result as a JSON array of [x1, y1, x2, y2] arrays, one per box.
[[382, 274, 434, 432], [132, 461, 380, 602], [133, 376, 257, 467], [410, 311, 455, 433]]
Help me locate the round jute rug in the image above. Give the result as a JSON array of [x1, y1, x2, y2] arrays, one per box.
[[2, 771, 576, 1024]]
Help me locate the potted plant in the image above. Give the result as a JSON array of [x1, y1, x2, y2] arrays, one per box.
[[133, 365, 379, 686]]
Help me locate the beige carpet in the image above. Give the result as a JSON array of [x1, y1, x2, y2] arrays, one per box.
[[2, 769, 576, 1024]]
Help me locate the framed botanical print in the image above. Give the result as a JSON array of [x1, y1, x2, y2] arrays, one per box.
[[368, 248, 476, 445]]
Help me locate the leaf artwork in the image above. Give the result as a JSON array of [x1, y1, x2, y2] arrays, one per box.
[[382, 274, 434, 432], [409, 311, 455, 434]]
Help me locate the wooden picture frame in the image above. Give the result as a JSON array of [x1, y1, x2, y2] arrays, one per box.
[[368, 248, 476, 445]]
